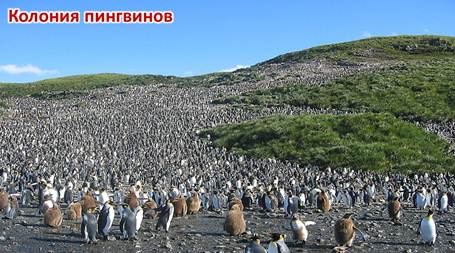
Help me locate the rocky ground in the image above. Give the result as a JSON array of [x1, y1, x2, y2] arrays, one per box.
[[1, 202, 454, 253]]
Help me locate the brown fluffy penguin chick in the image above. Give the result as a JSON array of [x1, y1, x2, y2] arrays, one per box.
[[224, 204, 246, 236], [268, 193, 279, 212], [81, 192, 97, 213], [334, 213, 365, 247], [143, 199, 158, 219], [0, 188, 9, 211], [317, 190, 331, 213], [125, 190, 140, 210], [172, 196, 188, 217], [388, 196, 401, 221], [67, 202, 82, 220], [187, 191, 201, 215], [228, 196, 244, 211], [44, 205, 63, 228]]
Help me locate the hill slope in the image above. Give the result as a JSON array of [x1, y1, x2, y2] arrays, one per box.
[[202, 113, 455, 173]]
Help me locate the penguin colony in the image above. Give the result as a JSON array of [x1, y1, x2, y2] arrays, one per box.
[[0, 59, 454, 252]]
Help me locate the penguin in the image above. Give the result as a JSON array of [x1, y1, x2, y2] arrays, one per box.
[[244, 234, 266, 253], [418, 209, 436, 245], [64, 181, 74, 205], [4, 196, 18, 219], [120, 204, 138, 240], [298, 192, 306, 209], [143, 198, 158, 219], [0, 188, 9, 213], [267, 233, 290, 253], [21, 185, 33, 207], [290, 214, 316, 244], [172, 196, 188, 217], [334, 213, 366, 247], [415, 189, 427, 209], [81, 207, 99, 244], [135, 204, 144, 232], [98, 199, 115, 240], [81, 191, 97, 213], [288, 193, 300, 216], [388, 196, 402, 222], [264, 191, 278, 212], [241, 189, 254, 210], [439, 192, 448, 213], [67, 202, 82, 220], [317, 190, 331, 213], [156, 200, 174, 233], [44, 204, 63, 228], [37, 180, 47, 213], [228, 194, 244, 211], [97, 188, 109, 207], [125, 190, 140, 210], [224, 203, 246, 236], [41, 195, 54, 215], [186, 191, 201, 215]]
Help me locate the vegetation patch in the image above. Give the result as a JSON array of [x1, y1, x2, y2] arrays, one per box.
[[218, 58, 455, 122], [261, 35, 455, 65], [202, 113, 455, 173]]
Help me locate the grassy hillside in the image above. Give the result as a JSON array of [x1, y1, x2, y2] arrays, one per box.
[[262, 35, 455, 65], [2, 35, 454, 103], [202, 113, 455, 173], [0, 74, 185, 100], [218, 57, 455, 122]]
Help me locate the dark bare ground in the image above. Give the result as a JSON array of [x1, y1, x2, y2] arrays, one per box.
[[1, 203, 455, 253]]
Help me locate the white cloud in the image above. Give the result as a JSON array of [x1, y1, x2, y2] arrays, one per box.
[[361, 31, 372, 38], [218, 64, 249, 73], [424, 28, 430, 33], [0, 64, 57, 75]]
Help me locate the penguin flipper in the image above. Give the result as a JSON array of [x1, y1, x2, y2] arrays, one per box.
[[119, 216, 125, 235], [81, 216, 87, 238], [353, 226, 367, 241]]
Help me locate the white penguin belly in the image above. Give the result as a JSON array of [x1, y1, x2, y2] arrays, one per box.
[[420, 219, 436, 243], [136, 208, 143, 231], [104, 206, 115, 234]]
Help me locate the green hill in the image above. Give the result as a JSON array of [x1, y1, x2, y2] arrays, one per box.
[[217, 36, 455, 123], [208, 35, 455, 172], [0, 73, 185, 100], [261, 35, 455, 64], [202, 113, 455, 173]]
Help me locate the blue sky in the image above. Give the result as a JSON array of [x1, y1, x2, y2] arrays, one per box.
[[0, 0, 454, 83]]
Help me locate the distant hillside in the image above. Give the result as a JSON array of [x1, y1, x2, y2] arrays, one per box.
[[0, 74, 184, 100], [2, 35, 454, 103], [261, 35, 455, 65], [218, 36, 455, 123]]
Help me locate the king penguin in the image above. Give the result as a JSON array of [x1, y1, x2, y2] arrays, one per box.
[[44, 204, 63, 228], [98, 199, 115, 240], [0, 188, 9, 214], [81, 207, 99, 244], [267, 233, 290, 253], [418, 209, 436, 245], [334, 213, 366, 247], [244, 234, 266, 253], [156, 199, 174, 233], [290, 214, 316, 244], [388, 196, 402, 222], [4, 196, 18, 219], [120, 204, 138, 240], [317, 190, 331, 213], [439, 192, 448, 213]]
